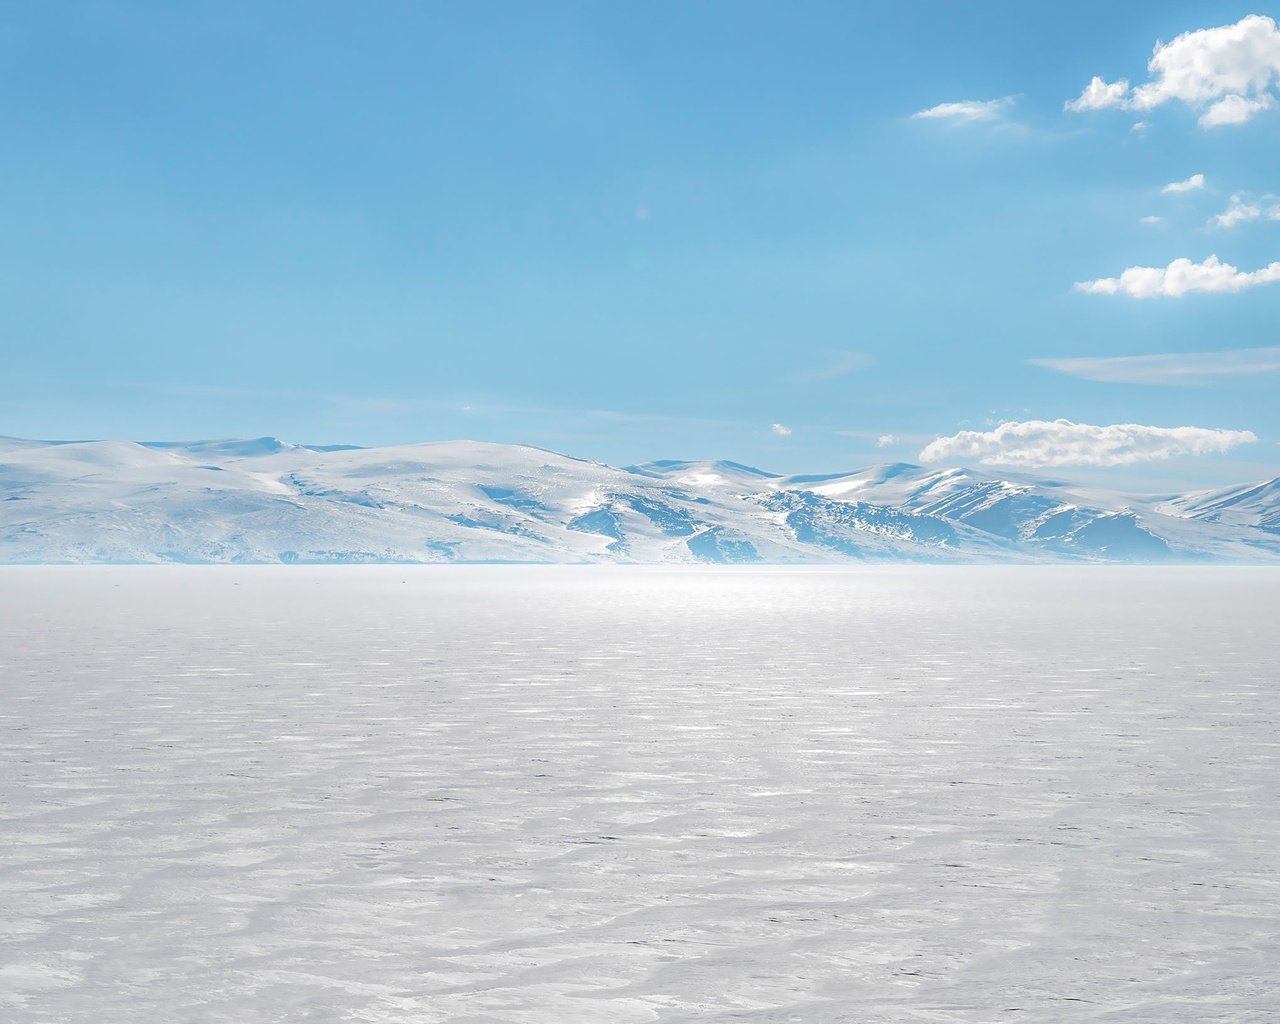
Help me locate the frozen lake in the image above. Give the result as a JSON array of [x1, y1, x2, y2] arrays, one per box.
[[2, 566, 1278, 1023]]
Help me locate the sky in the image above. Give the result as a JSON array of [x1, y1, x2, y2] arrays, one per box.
[[3, 1, 1280, 487]]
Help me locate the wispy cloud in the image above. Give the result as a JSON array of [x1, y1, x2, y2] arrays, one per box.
[[1211, 193, 1280, 228], [12, 376, 753, 434], [1065, 15, 1280, 127], [1075, 255, 1280, 298], [831, 429, 934, 447], [785, 350, 872, 384], [920, 419, 1256, 467], [771, 423, 793, 437], [1162, 173, 1205, 194], [1030, 346, 1280, 385], [912, 97, 1014, 123]]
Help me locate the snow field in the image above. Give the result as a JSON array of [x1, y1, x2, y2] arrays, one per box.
[[2, 566, 1278, 1022]]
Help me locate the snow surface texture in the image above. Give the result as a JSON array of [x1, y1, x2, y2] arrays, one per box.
[[3, 436, 1280, 563], [2, 566, 1279, 1023]]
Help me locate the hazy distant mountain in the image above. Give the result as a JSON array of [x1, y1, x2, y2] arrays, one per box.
[[2, 436, 1278, 564], [1159, 479, 1280, 536]]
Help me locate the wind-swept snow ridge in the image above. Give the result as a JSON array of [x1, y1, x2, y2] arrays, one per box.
[[1, 438, 1278, 563]]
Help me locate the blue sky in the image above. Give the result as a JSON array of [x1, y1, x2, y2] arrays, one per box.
[[3, 1, 1280, 486]]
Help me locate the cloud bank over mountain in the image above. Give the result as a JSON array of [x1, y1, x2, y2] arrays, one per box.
[[918, 420, 1256, 468]]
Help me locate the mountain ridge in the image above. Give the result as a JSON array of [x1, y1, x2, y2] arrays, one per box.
[[2, 436, 1279, 564]]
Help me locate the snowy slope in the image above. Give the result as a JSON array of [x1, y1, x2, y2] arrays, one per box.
[[2, 436, 1279, 563], [1160, 478, 1280, 534], [770, 462, 1280, 562]]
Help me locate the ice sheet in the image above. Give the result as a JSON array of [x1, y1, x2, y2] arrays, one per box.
[[2, 566, 1278, 1022]]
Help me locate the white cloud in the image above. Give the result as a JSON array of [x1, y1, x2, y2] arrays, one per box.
[[1139, 215, 1164, 225], [771, 423, 793, 437], [1029, 346, 1280, 384], [912, 97, 1013, 122], [919, 419, 1256, 467], [876, 434, 897, 448], [1066, 75, 1131, 111], [1066, 15, 1280, 127], [1162, 173, 1205, 193], [1211, 193, 1280, 228], [1075, 254, 1280, 297], [1199, 93, 1273, 126]]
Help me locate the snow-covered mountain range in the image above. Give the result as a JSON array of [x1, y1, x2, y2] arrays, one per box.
[[3, 435, 1279, 563]]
